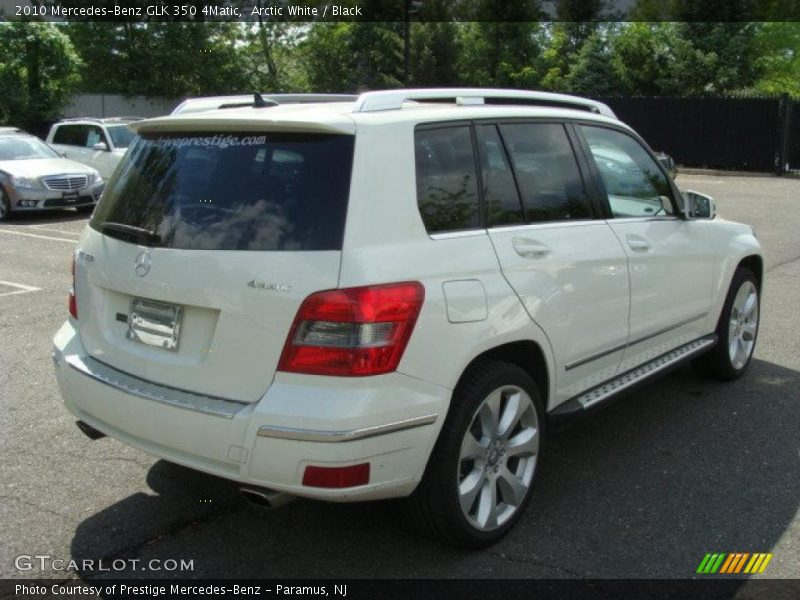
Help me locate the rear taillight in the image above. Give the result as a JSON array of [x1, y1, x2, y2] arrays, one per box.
[[68, 254, 77, 319], [278, 282, 425, 377]]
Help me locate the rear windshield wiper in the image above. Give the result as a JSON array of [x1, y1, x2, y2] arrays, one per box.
[[100, 222, 161, 246]]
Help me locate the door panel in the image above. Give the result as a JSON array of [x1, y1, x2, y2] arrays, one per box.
[[475, 122, 630, 403], [607, 218, 715, 372], [577, 124, 716, 372], [489, 222, 630, 400]]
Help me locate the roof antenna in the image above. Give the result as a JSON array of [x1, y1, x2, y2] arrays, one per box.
[[254, 93, 278, 108]]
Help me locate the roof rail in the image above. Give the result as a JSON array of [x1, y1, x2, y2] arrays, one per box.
[[59, 117, 104, 123], [266, 94, 358, 104], [58, 116, 144, 123], [352, 88, 617, 119]]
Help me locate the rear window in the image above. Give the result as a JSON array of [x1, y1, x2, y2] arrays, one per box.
[[414, 126, 480, 234], [90, 132, 354, 251]]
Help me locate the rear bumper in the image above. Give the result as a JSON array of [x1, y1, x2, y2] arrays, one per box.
[[52, 320, 449, 501]]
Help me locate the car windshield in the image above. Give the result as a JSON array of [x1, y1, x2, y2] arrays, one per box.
[[106, 124, 136, 149], [0, 135, 59, 160]]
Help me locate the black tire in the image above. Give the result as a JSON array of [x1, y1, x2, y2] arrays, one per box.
[[0, 189, 10, 222], [694, 267, 760, 381], [406, 359, 545, 549]]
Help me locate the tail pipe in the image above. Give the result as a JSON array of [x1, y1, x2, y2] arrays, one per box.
[[76, 420, 106, 440], [239, 486, 295, 510]]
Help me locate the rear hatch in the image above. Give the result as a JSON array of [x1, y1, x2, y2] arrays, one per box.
[[75, 118, 355, 403]]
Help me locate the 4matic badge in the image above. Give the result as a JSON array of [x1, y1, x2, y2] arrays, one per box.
[[247, 280, 291, 293]]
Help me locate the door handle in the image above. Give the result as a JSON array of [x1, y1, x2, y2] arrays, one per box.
[[512, 237, 551, 258], [626, 235, 651, 252]]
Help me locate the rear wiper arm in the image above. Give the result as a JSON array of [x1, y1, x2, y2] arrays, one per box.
[[100, 222, 161, 245]]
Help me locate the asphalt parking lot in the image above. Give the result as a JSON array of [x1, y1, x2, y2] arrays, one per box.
[[0, 174, 798, 583]]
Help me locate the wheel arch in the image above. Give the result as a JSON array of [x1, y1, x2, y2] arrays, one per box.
[[708, 239, 765, 334], [454, 340, 551, 413], [738, 254, 763, 290]]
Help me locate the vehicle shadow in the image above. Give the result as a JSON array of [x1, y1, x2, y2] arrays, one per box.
[[69, 358, 799, 580]]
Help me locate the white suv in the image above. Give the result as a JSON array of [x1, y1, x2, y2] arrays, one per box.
[[52, 89, 763, 548], [46, 117, 142, 180]]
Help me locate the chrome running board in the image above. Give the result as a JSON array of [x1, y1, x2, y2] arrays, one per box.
[[551, 335, 717, 416]]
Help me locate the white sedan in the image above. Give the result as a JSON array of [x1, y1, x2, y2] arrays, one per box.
[[0, 133, 104, 220]]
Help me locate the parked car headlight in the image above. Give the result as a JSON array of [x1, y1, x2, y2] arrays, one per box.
[[88, 172, 103, 186], [10, 175, 41, 190]]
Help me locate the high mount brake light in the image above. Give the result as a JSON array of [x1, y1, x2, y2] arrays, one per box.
[[278, 282, 425, 377]]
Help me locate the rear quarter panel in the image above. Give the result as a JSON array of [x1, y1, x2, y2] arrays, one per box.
[[339, 120, 558, 408]]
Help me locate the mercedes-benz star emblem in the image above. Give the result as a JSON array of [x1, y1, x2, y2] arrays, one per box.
[[134, 251, 152, 277]]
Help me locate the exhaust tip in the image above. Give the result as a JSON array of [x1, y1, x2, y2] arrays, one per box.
[[239, 486, 295, 511], [76, 420, 106, 440]]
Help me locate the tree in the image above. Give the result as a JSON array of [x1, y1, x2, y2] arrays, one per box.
[[241, 1, 308, 93], [303, 23, 403, 92], [753, 22, 800, 96], [674, 22, 762, 93], [565, 30, 623, 95], [0, 21, 82, 127], [66, 22, 251, 97], [409, 22, 461, 87], [610, 23, 683, 95]]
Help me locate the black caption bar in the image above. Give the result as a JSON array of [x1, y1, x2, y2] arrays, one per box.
[[5, 0, 800, 23], [2, 579, 800, 600]]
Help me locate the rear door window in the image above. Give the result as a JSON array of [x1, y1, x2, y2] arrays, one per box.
[[499, 123, 592, 223], [475, 124, 524, 226], [414, 126, 481, 234], [91, 132, 354, 251], [52, 124, 89, 146]]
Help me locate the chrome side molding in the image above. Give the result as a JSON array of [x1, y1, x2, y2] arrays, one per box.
[[553, 335, 717, 416], [565, 312, 708, 371]]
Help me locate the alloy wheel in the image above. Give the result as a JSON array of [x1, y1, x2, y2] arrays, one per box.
[[728, 280, 759, 369], [457, 385, 539, 531]]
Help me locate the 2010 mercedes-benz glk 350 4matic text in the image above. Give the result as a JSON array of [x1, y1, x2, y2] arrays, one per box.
[[53, 89, 764, 548]]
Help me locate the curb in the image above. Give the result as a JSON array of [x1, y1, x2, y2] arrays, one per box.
[[677, 168, 800, 179]]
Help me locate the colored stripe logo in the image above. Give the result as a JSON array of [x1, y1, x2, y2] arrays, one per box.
[[697, 553, 773, 574]]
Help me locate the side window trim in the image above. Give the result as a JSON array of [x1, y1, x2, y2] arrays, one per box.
[[472, 122, 526, 227], [572, 122, 680, 220], [564, 122, 611, 219], [468, 122, 488, 229], [492, 124, 528, 224]]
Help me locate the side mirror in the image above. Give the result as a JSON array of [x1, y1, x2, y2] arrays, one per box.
[[683, 190, 716, 220], [91, 142, 108, 152]]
